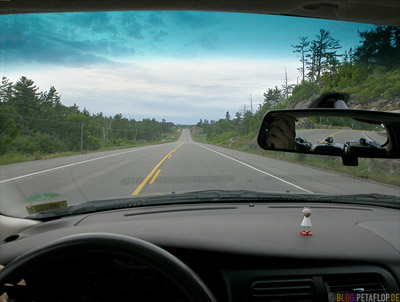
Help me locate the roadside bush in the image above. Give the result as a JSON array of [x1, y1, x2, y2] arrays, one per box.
[[11, 133, 67, 154], [383, 70, 400, 99], [0, 114, 19, 155], [85, 136, 100, 150], [208, 131, 238, 145], [113, 138, 129, 146], [11, 136, 38, 154], [36, 134, 67, 154], [290, 82, 321, 106]]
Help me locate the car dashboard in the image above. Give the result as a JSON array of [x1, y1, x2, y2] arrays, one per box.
[[0, 202, 399, 301]]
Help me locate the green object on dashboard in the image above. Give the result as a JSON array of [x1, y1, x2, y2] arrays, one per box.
[[26, 200, 68, 215], [25, 192, 60, 202]]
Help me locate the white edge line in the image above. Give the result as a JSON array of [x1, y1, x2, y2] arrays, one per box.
[[362, 131, 373, 142], [197, 144, 314, 194], [0, 145, 163, 184]]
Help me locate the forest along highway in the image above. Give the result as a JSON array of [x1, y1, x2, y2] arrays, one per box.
[[1, 129, 399, 217]]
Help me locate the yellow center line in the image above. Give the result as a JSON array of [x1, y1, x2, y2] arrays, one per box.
[[318, 130, 345, 144], [131, 143, 183, 196], [149, 169, 161, 184]]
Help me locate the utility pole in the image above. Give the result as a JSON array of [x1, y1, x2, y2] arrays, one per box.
[[80, 122, 84, 152], [249, 94, 253, 114], [284, 66, 289, 99], [241, 104, 247, 116]]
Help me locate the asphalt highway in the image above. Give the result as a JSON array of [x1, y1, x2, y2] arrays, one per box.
[[1, 129, 399, 217]]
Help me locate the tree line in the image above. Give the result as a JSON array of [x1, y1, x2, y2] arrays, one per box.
[[0, 77, 174, 156], [196, 26, 400, 142]]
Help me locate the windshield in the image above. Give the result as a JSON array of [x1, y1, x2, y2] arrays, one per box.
[[0, 11, 399, 217]]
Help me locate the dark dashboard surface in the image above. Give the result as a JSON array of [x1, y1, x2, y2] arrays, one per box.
[[1, 202, 399, 301]]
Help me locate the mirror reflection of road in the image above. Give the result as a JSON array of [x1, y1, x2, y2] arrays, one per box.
[[1, 129, 398, 216], [296, 128, 387, 145]]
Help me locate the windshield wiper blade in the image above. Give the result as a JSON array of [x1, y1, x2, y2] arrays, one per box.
[[67, 190, 320, 211], [313, 194, 400, 207], [27, 190, 400, 220], [316, 193, 399, 202]]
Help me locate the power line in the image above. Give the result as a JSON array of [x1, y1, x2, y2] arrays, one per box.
[[0, 112, 81, 125], [0, 112, 141, 133]]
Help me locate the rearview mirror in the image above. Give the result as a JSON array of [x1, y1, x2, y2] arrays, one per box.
[[257, 109, 400, 166]]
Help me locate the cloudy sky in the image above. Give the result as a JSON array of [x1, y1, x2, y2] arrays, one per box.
[[0, 11, 372, 124]]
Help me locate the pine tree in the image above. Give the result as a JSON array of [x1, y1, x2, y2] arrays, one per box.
[[0, 77, 14, 104], [292, 37, 310, 83], [355, 26, 400, 69], [12, 76, 40, 116], [306, 29, 341, 80]]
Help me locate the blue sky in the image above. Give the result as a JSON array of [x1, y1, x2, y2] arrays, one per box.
[[0, 11, 372, 124]]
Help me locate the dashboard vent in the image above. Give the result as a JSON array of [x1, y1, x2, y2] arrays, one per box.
[[250, 278, 314, 302], [3, 234, 20, 243], [325, 275, 386, 295]]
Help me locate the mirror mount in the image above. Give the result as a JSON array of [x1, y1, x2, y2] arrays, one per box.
[[309, 92, 349, 109], [342, 155, 358, 167]]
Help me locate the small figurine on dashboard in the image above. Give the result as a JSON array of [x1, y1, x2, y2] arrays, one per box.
[[300, 207, 312, 236]]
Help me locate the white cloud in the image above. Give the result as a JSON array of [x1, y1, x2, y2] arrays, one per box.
[[4, 58, 299, 124]]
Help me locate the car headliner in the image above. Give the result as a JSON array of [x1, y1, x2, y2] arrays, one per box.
[[1, 0, 399, 26]]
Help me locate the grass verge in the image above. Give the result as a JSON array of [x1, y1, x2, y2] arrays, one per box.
[[0, 132, 180, 166]]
